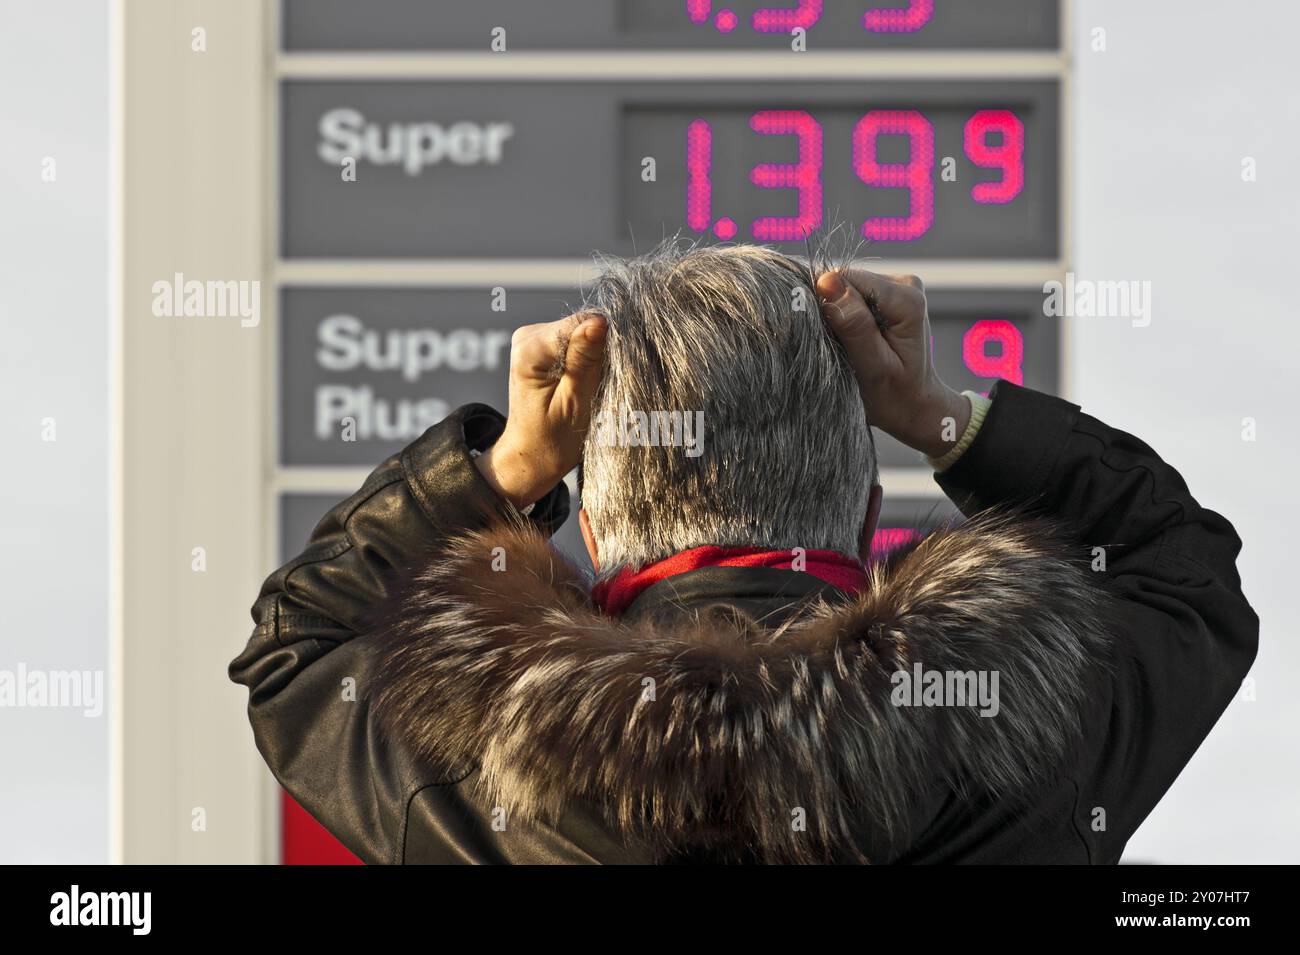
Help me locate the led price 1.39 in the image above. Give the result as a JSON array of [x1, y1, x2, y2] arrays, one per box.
[[685, 109, 1026, 243]]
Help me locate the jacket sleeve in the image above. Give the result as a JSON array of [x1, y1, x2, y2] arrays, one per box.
[[935, 381, 1259, 862], [228, 404, 569, 864]]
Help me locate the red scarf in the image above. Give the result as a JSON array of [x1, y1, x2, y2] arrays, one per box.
[[591, 545, 870, 617]]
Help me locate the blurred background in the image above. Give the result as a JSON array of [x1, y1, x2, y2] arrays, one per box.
[[1, 0, 1295, 863]]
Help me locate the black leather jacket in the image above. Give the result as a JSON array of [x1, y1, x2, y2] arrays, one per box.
[[229, 382, 1258, 863]]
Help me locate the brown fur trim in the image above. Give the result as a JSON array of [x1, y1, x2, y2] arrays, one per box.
[[370, 512, 1109, 863]]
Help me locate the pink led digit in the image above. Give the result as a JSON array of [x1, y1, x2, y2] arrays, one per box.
[[863, 0, 934, 33], [964, 110, 1025, 204], [870, 528, 923, 558], [749, 110, 823, 242], [685, 119, 714, 234], [687, 1, 739, 32], [962, 320, 1024, 386], [753, 1, 824, 33], [853, 109, 935, 242]]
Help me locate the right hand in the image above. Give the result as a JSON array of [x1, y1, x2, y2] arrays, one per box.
[[475, 312, 608, 509], [815, 269, 970, 459]]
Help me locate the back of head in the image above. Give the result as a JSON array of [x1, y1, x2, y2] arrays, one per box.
[[580, 241, 876, 573]]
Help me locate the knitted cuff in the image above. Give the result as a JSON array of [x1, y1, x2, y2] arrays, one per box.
[[926, 390, 993, 473]]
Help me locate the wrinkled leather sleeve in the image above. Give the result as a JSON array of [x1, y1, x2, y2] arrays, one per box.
[[228, 404, 568, 864], [936, 381, 1259, 862]]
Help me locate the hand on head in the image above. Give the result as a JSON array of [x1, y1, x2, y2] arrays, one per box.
[[816, 269, 970, 459], [474, 312, 607, 509]]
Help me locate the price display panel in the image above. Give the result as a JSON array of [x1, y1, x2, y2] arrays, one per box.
[[281, 80, 1060, 260], [279, 287, 579, 467], [282, 0, 1059, 51], [279, 287, 1055, 469]]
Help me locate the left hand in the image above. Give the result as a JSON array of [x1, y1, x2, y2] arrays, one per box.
[[474, 312, 608, 508], [816, 269, 969, 459]]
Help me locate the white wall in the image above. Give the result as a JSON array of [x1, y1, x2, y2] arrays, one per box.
[[1072, 0, 1300, 862], [0, 0, 111, 863]]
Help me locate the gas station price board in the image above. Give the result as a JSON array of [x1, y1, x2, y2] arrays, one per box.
[[270, 0, 1068, 865]]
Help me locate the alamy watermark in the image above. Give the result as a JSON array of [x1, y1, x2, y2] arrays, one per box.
[[891, 663, 1000, 717], [151, 272, 260, 328], [590, 408, 705, 458], [50, 885, 150, 935], [1043, 272, 1152, 327], [0, 663, 103, 717]]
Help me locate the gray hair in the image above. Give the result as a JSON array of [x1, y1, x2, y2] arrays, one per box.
[[579, 240, 876, 574]]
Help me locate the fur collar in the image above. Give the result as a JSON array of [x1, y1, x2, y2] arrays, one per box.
[[370, 512, 1109, 863]]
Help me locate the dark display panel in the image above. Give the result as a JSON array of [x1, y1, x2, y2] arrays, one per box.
[[279, 287, 578, 466], [282, 1, 1060, 51], [281, 80, 1059, 260], [279, 287, 1055, 469]]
